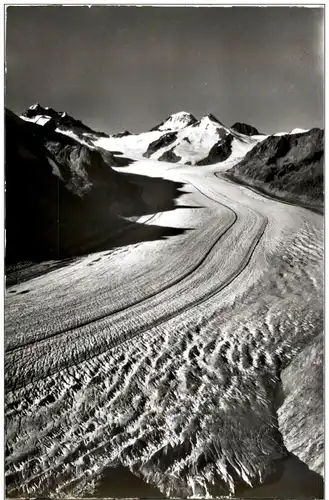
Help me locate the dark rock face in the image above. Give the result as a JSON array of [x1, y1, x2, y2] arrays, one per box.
[[227, 128, 324, 205], [216, 127, 230, 140], [205, 113, 222, 123], [112, 130, 131, 138], [231, 122, 260, 136], [196, 135, 233, 165], [143, 132, 178, 158], [158, 147, 181, 163], [22, 103, 54, 119]]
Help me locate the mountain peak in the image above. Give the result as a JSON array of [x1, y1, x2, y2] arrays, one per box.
[[171, 111, 192, 118], [29, 103, 42, 111], [290, 127, 310, 135], [150, 111, 197, 132], [204, 113, 219, 121], [197, 114, 227, 132], [231, 122, 260, 136], [20, 103, 109, 140], [23, 103, 47, 117], [22, 103, 57, 120], [200, 113, 226, 127]]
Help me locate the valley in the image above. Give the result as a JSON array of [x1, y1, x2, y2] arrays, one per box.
[[4, 4, 324, 498], [5, 164, 324, 498], [4, 107, 324, 498]]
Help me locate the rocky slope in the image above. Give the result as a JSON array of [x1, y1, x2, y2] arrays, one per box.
[[20, 103, 110, 147], [5, 109, 183, 265], [6, 109, 133, 263], [231, 122, 261, 136], [226, 128, 324, 207]]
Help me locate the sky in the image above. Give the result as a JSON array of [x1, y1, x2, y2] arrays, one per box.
[[5, 6, 324, 135]]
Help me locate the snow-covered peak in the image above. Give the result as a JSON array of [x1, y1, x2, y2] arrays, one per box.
[[197, 114, 228, 134], [157, 112, 197, 131], [273, 131, 288, 137], [95, 109, 266, 166], [20, 115, 52, 126], [22, 103, 52, 119], [23, 104, 67, 121], [29, 103, 42, 111], [203, 113, 223, 124], [290, 127, 310, 134], [274, 128, 311, 137], [170, 111, 190, 118], [20, 103, 110, 145]]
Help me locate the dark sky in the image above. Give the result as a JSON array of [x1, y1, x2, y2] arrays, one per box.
[[5, 6, 324, 134]]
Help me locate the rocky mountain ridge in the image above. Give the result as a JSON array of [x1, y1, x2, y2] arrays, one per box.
[[226, 128, 324, 208], [6, 108, 184, 264]]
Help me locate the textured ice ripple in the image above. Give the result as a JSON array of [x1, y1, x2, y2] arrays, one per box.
[[5, 200, 323, 498]]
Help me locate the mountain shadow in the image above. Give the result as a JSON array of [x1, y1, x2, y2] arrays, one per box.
[[5, 109, 194, 267], [231, 453, 324, 499]]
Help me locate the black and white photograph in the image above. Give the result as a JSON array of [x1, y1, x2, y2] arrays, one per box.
[[4, 3, 324, 498]]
